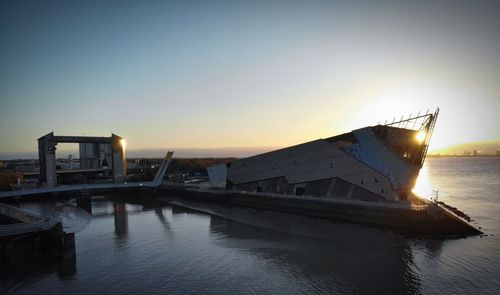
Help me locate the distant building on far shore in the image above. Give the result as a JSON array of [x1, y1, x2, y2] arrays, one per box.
[[496, 150, 500, 156]]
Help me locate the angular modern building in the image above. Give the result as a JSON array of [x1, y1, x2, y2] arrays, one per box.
[[209, 109, 439, 203]]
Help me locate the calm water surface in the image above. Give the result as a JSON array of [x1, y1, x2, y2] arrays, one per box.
[[3, 157, 499, 294]]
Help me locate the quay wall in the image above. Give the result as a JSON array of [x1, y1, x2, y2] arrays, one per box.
[[159, 187, 482, 236]]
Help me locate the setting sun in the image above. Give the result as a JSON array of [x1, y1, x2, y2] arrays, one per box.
[[416, 130, 426, 143]]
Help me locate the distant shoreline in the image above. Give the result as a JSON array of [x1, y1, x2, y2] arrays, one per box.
[[427, 154, 500, 158], [1, 155, 499, 163]]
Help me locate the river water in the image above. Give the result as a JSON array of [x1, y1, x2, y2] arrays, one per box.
[[2, 157, 499, 294]]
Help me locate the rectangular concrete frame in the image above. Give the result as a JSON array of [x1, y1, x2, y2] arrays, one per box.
[[38, 132, 126, 187]]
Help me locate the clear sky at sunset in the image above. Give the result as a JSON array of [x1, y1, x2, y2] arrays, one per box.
[[1, 0, 499, 158]]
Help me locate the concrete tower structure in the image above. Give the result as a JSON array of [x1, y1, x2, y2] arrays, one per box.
[[38, 132, 126, 187]]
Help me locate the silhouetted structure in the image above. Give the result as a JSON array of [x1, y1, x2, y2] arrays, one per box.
[[38, 132, 126, 187], [210, 109, 439, 202]]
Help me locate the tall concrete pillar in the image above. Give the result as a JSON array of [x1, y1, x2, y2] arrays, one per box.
[[111, 134, 126, 182], [38, 132, 57, 187]]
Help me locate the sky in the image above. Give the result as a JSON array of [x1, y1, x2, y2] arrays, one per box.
[[1, 0, 499, 158]]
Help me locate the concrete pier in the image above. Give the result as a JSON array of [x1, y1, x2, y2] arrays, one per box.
[[0, 203, 72, 264], [159, 187, 483, 237]]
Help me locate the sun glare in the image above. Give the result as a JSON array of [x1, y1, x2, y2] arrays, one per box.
[[120, 139, 127, 149], [416, 130, 426, 143], [412, 164, 433, 200]]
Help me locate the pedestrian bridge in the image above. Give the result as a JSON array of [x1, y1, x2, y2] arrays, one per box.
[[0, 151, 174, 199]]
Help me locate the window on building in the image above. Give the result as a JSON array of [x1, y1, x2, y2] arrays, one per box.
[[295, 187, 305, 196]]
